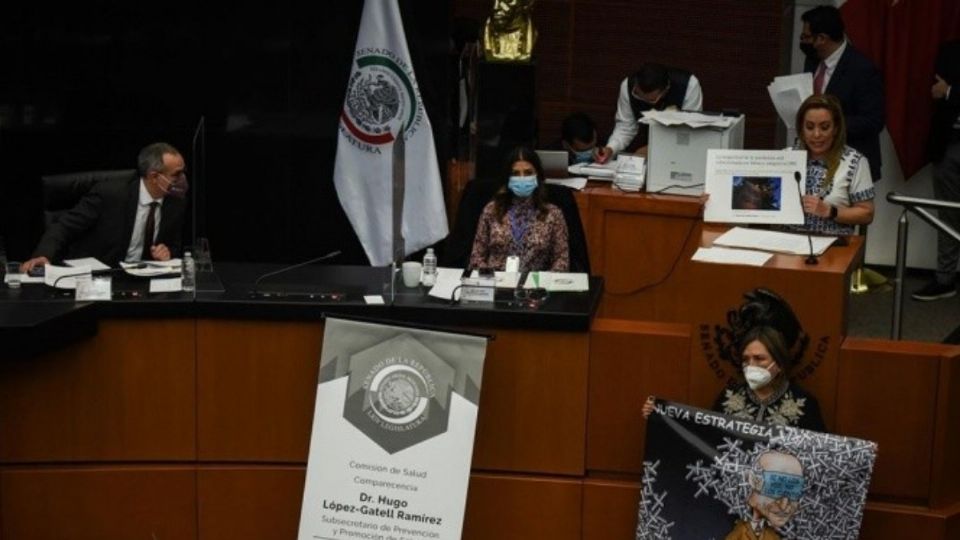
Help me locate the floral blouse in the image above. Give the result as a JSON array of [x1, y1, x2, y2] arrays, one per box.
[[713, 381, 826, 432], [469, 199, 569, 272]]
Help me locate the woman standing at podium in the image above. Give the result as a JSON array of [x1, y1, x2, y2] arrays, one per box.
[[469, 146, 569, 272], [794, 94, 875, 235]]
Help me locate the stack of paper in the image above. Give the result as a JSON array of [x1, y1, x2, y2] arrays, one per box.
[[613, 155, 646, 192], [768, 73, 813, 128], [545, 177, 588, 190], [713, 226, 837, 256], [568, 160, 617, 179], [120, 259, 182, 277], [640, 110, 739, 129], [692, 246, 773, 267]]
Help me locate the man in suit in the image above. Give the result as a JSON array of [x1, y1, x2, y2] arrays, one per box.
[[595, 62, 703, 163], [20, 142, 188, 272], [800, 5, 884, 182], [913, 40, 960, 301]]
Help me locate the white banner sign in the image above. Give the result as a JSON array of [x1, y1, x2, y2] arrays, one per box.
[[298, 317, 488, 540], [704, 149, 807, 225]]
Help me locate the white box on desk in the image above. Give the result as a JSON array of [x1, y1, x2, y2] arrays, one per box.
[[647, 114, 745, 196]]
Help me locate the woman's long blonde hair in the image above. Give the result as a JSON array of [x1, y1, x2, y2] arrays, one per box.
[[796, 94, 847, 187]]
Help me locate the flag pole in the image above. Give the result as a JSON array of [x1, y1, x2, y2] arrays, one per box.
[[390, 127, 406, 304]]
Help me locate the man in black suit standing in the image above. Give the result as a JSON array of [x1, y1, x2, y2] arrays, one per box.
[[913, 41, 960, 301], [800, 5, 884, 182], [20, 142, 188, 272]]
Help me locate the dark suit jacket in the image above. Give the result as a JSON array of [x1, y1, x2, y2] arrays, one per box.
[[806, 44, 885, 180], [34, 175, 185, 266], [928, 40, 960, 163]]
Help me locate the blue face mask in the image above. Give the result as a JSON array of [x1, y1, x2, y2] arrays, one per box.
[[508, 176, 538, 198], [572, 149, 594, 164]]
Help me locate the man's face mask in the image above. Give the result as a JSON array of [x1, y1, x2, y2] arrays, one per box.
[[572, 148, 594, 164], [631, 85, 668, 106]]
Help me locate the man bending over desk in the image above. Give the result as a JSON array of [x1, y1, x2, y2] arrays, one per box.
[[20, 142, 188, 272], [595, 62, 703, 164]]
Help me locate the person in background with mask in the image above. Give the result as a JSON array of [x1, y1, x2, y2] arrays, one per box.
[[642, 325, 825, 432], [20, 142, 188, 272], [799, 5, 884, 182], [594, 62, 703, 164], [558, 112, 598, 165], [469, 146, 569, 272]]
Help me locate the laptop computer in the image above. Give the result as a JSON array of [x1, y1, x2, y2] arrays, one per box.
[[536, 150, 570, 178]]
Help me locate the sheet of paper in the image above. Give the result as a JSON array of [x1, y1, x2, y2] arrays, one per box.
[[64, 257, 111, 271], [568, 160, 618, 179], [713, 226, 838, 256], [363, 295, 385, 305], [704, 149, 807, 225], [4, 272, 44, 285], [44, 264, 91, 289], [494, 271, 520, 289], [692, 246, 773, 267], [149, 277, 183, 293], [427, 267, 464, 301], [545, 177, 588, 190], [640, 110, 737, 128], [121, 258, 182, 277], [768, 73, 813, 127], [523, 271, 589, 292]]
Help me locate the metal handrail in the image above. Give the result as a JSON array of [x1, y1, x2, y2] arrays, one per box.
[[885, 191, 960, 339]]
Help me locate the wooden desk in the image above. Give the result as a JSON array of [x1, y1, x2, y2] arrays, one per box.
[[580, 186, 863, 428]]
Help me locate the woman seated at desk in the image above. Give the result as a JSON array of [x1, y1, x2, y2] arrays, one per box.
[[794, 94, 875, 235], [469, 146, 569, 272]]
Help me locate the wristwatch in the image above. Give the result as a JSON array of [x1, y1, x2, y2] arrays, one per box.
[[829, 205, 838, 220]]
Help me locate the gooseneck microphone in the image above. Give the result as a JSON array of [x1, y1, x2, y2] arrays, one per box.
[[250, 250, 342, 297], [794, 171, 818, 265]]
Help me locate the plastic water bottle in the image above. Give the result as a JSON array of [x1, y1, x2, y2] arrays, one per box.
[[421, 248, 437, 286], [182, 251, 196, 292]]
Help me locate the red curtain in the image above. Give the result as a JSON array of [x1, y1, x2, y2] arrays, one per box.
[[841, 0, 960, 179]]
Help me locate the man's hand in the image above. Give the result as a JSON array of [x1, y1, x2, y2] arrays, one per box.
[[594, 145, 613, 164], [20, 257, 50, 273], [150, 244, 171, 261], [932, 74, 950, 100]]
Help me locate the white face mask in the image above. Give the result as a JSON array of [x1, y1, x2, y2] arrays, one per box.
[[743, 365, 774, 390]]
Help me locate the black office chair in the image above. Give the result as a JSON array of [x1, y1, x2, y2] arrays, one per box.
[[42, 169, 137, 229], [441, 179, 590, 273]]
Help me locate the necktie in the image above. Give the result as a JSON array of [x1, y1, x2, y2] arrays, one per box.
[[141, 202, 158, 261], [813, 62, 826, 95]]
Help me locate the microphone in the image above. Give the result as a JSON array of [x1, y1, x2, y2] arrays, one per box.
[[794, 171, 818, 265], [250, 250, 342, 298], [51, 268, 122, 289]]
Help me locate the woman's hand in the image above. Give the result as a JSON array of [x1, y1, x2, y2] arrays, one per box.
[[642, 395, 656, 419], [802, 195, 831, 218]]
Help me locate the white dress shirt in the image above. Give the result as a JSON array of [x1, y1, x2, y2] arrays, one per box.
[[124, 179, 164, 262], [818, 40, 847, 92], [606, 75, 704, 156]]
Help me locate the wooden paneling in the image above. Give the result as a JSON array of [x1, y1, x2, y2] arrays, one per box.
[[582, 479, 641, 540], [0, 467, 196, 539], [463, 473, 581, 540], [933, 347, 960, 507], [0, 319, 196, 462], [860, 501, 952, 539], [836, 338, 942, 502], [196, 319, 323, 462], [587, 319, 691, 473], [472, 329, 590, 475], [198, 467, 305, 540]]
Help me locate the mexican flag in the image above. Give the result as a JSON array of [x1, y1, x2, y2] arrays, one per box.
[[334, 0, 448, 266]]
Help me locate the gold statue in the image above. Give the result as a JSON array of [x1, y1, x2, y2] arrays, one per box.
[[482, 0, 537, 62]]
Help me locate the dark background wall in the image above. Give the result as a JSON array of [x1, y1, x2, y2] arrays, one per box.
[[0, 0, 787, 264]]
